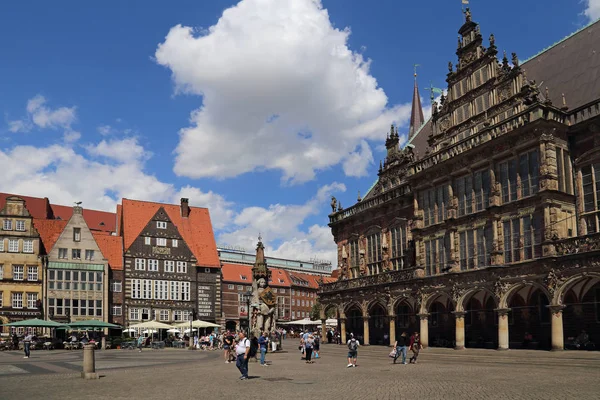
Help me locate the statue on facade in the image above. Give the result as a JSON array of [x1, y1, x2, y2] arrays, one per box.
[[250, 236, 276, 337], [330, 196, 337, 213]]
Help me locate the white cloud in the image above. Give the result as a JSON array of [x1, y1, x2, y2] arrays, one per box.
[[174, 185, 234, 230], [85, 137, 151, 164], [342, 140, 373, 177], [217, 182, 345, 266], [155, 0, 411, 183], [97, 125, 112, 136], [584, 0, 600, 21], [63, 131, 81, 143]]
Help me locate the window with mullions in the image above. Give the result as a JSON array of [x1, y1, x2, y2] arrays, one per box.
[[519, 150, 539, 197], [499, 159, 518, 203], [459, 226, 493, 270], [503, 215, 542, 263], [424, 235, 450, 276], [390, 225, 407, 270], [582, 163, 600, 234], [349, 239, 359, 278], [556, 148, 574, 195], [420, 185, 448, 226], [367, 232, 381, 275]]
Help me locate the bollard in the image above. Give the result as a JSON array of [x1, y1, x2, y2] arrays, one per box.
[[81, 343, 99, 379]]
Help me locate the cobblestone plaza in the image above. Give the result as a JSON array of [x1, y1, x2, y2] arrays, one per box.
[[1, 341, 599, 399]]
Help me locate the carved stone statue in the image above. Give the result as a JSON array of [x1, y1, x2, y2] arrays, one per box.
[[464, 7, 472, 22], [330, 196, 337, 213], [250, 237, 276, 337]]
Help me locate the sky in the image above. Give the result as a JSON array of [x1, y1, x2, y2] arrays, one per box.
[[0, 0, 598, 266]]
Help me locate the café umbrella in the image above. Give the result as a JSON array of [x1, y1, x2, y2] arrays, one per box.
[[2, 318, 67, 328], [67, 320, 121, 330]]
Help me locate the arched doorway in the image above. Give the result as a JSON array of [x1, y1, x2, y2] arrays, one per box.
[[463, 290, 497, 349], [368, 303, 389, 345], [508, 286, 551, 349], [428, 294, 455, 348], [346, 305, 364, 343], [561, 277, 600, 350], [395, 300, 417, 341]]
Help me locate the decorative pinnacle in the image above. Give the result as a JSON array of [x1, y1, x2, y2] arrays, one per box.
[[258, 232, 262, 242]]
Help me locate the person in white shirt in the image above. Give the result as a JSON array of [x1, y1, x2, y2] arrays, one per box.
[[23, 333, 33, 359], [235, 331, 251, 380]]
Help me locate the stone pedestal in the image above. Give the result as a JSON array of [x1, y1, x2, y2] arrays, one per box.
[[453, 311, 466, 350], [418, 313, 429, 348], [340, 318, 347, 344], [81, 344, 99, 379], [550, 305, 565, 351], [496, 308, 510, 350], [363, 316, 370, 345]]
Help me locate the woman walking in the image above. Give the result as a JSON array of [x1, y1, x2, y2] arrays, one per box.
[[304, 334, 315, 363], [409, 332, 421, 364]]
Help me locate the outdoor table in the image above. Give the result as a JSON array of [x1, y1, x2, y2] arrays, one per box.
[[173, 341, 186, 348], [151, 341, 165, 350]]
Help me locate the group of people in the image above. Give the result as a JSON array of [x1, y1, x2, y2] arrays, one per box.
[[391, 331, 422, 365], [298, 330, 321, 363], [222, 330, 279, 380]]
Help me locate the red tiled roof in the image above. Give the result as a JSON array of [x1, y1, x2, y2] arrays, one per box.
[[331, 269, 340, 279], [120, 198, 220, 268], [0, 192, 115, 233], [288, 271, 336, 289], [52, 204, 116, 233], [0, 193, 52, 219], [33, 219, 67, 254], [221, 263, 291, 287], [93, 233, 124, 270]]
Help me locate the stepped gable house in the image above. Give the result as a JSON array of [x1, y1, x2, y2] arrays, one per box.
[[0, 197, 43, 331], [35, 205, 109, 325], [321, 10, 600, 350], [118, 198, 220, 326]]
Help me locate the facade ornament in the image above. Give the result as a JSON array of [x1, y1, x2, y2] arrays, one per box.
[[493, 278, 510, 300], [448, 61, 453, 73], [451, 283, 465, 305], [337, 201, 344, 212], [489, 33, 495, 47], [561, 93, 569, 111], [544, 87, 552, 105], [545, 269, 566, 298], [330, 196, 337, 213], [511, 52, 519, 68], [341, 244, 348, 260], [357, 190, 362, 202], [464, 7, 472, 22]]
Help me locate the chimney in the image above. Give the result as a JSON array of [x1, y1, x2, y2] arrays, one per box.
[[180, 198, 190, 218]]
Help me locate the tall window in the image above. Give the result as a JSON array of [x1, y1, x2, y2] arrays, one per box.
[[13, 265, 24, 280], [8, 239, 19, 253], [170, 281, 181, 301], [459, 226, 492, 270], [0, 265, 3, 280], [390, 225, 407, 270], [582, 163, 600, 233], [503, 215, 542, 263], [165, 261, 175, 273], [425, 235, 449, 275], [499, 159, 518, 203], [349, 240, 359, 278], [520, 150, 540, 197], [420, 185, 448, 226], [73, 228, 81, 242], [135, 258, 146, 271], [0, 291, 3, 307], [148, 259, 159, 272], [27, 293, 37, 309], [182, 282, 191, 301], [85, 250, 94, 261], [27, 266, 38, 281], [473, 170, 491, 211], [172, 239, 178, 247], [556, 148, 574, 195], [367, 232, 382, 275], [12, 292, 23, 308], [0, 239, 4, 252], [131, 279, 141, 299]]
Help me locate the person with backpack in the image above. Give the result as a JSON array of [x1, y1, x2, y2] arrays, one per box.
[[235, 331, 251, 380], [347, 333, 360, 368], [258, 331, 269, 367]]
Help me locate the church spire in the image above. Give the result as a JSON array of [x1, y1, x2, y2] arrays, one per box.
[[409, 65, 425, 137]]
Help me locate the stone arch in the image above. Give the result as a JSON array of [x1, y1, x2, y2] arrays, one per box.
[[392, 296, 415, 312], [426, 291, 456, 348], [458, 287, 498, 312], [499, 281, 551, 309], [424, 291, 455, 313], [553, 272, 600, 306], [343, 301, 363, 316], [366, 298, 390, 317]]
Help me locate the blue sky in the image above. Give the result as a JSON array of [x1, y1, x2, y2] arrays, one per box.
[[0, 0, 597, 264]]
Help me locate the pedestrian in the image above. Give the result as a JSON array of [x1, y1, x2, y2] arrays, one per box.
[[23, 332, 33, 359], [314, 333, 320, 358], [235, 331, 251, 380], [305, 334, 315, 363], [327, 329, 333, 344], [393, 331, 409, 364], [137, 334, 145, 352], [223, 330, 234, 363], [409, 332, 422, 364], [346, 333, 359, 368], [258, 331, 269, 367]]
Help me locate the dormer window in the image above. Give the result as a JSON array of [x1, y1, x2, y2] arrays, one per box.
[[240, 275, 247, 280], [157, 221, 167, 229]]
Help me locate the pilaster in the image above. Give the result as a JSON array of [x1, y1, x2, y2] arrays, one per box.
[[549, 305, 565, 351], [452, 311, 467, 350]]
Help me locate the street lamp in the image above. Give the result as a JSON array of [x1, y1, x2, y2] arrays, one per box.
[[245, 291, 252, 337], [189, 308, 196, 349]]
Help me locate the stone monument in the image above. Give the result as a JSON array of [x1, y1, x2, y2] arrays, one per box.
[[250, 235, 276, 338]]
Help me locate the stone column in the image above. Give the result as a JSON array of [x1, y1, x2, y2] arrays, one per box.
[[549, 305, 565, 351], [453, 311, 466, 350], [389, 315, 396, 345], [496, 308, 510, 350], [363, 315, 370, 345], [340, 318, 347, 344], [321, 319, 327, 341], [418, 313, 429, 348]]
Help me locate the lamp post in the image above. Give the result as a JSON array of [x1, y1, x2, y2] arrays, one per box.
[[189, 308, 194, 349], [245, 291, 252, 338]]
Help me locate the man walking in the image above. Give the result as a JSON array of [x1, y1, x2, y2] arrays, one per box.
[[235, 331, 251, 380], [137, 334, 145, 352], [258, 331, 269, 367], [23, 332, 33, 359], [346, 333, 359, 368], [393, 331, 409, 364], [223, 331, 234, 363]]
